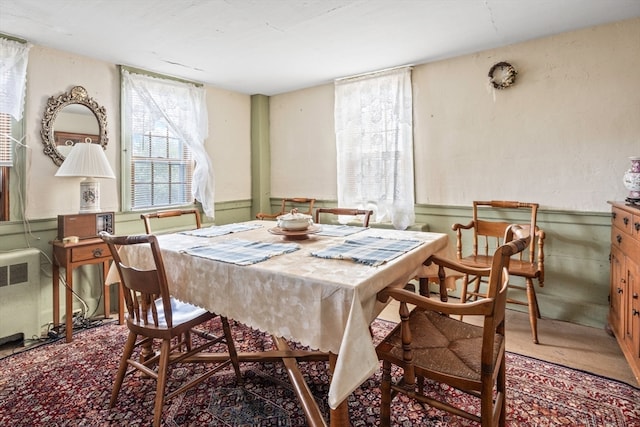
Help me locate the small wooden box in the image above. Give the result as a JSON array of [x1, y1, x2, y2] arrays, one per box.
[[57, 212, 115, 240]]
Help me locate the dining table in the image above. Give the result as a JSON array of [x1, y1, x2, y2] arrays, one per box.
[[106, 220, 450, 426]]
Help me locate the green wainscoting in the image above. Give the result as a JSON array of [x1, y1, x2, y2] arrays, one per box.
[[0, 199, 253, 340], [0, 200, 612, 340], [415, 204, 612, 329]]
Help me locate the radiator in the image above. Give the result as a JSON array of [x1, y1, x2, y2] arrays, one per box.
[[0, 248, 42, 344]]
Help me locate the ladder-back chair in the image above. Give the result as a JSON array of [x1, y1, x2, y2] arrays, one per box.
[[452, 200, 545, 343], [314, 207, 373, 227], [141, 208, 202, 234], [99, 232, 242, 427], [376, 226, 530, 426], [256, 198, 316, 220]]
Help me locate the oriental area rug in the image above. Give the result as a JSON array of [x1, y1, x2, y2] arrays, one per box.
[[0, 319, 638, 426]]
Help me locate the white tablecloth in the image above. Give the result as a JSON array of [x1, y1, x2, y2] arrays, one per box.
[[106, 220, 450, 409]]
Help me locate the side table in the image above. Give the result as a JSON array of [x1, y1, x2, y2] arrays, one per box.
[[51, 238, 124, 343]]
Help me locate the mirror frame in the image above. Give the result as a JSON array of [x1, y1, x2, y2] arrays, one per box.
[[40, 86, 108, 166]]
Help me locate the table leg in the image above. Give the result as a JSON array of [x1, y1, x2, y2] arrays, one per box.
[[271, 335, 329, 427], [102, 260, 111, 321], [52, 263, 60, 330], [329, 352, 352, 427], [102, 261, 111, 319], [65, 265, 73, 343]]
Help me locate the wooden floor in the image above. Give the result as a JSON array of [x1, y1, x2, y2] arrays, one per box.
[[379, 300, 639, 387]]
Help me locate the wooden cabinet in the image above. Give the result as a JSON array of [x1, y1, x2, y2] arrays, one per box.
[[608, 202, 640, 383]]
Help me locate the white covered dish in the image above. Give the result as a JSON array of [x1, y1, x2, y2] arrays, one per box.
[[276, 211, 313, 231]]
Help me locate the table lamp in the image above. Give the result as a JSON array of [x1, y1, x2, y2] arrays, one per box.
[[55, 138, 115, 213]]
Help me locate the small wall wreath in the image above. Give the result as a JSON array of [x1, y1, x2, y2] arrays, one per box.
[[488, 61, 517, 89]]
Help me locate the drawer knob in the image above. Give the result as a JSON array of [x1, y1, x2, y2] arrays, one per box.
[[617, 287, 624, 294], [612, 212, 617, 220], [92, 248, 103, 258], [616, 235, 622, 244], [633, 293, 639, 299], [623, 217, 629, 225], [635, 222, 640, 232], [633, 309, 640, 317]]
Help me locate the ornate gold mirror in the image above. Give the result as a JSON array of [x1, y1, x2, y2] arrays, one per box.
[[41, 86, 108, 166]]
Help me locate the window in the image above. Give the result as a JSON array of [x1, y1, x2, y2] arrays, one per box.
[[129, 102, 194, 209], [334, 67, 415, 229], [121, 68, 215, 217], [0, 36, 31, 221]]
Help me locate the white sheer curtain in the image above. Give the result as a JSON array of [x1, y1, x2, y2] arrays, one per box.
[[334, 67, 415, 230], [0, 37, 31, 121], [0, 37, 31, 167], [121, 70, 216, 218]]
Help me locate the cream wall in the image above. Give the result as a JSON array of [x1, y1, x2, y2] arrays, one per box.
[[270, 84, 337, 200], [21, 45, 251, 220], [205, 86, 252, 203], [270, 18, 640, 212], [24, 45, 120, 219]]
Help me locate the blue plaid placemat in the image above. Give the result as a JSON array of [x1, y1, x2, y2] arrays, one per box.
[[180, 222, 262, 238], [315, 224, 366, 237], [310, 236, 423, 266], [182, 239, 299, 266]]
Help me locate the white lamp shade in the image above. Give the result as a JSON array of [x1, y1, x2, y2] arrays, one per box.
[[55, 142, 114, 213], [55, 142, 115, 179]]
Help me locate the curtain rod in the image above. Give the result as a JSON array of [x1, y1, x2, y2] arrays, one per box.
[[0, 33, 28, 44], [119, 65, 204, 87], [335, 64, 413, 83]]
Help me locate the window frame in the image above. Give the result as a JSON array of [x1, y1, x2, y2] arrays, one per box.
[[0, 34, 30, 222], [120, 67, 198, 213], [0, 114, 25, 222]]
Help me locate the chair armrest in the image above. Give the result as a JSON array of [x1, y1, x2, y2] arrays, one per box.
[[452, 221, 475, 259], [378, 286, 494, 317], [451, 220, 474, 231], [425, 254, 492, 277]]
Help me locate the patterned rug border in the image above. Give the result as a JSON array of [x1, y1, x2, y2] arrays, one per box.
[[1, 318, 638, 426]]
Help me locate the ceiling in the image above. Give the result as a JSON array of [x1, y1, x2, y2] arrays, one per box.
[[1, 0, 639, 95]]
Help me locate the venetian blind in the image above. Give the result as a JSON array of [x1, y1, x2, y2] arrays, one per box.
[[0, 113, 10, 167]]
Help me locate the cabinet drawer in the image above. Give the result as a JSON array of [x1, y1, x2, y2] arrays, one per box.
[[633, 213, 640, 239], [613, 206, 634, 236], [70, 243, 110, 262], [612, 227, 640, 261]]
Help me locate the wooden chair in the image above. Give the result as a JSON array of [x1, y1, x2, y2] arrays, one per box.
[[255, 198, 316, 220], [99, 232, 242, 427], [141, 208, 202, 234], [314, 207, 373, 227], [452, 200, 545, 344], [376, 226, 530, 427]]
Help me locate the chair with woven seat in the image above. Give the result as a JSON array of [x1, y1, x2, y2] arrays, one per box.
[[141, 208, 202, 234], [376, 226, 530, 427], [452, 200, 545, 344], [314, 207, 373, 227], [99, 232, 242, 427], [256, 197, 316, 220]]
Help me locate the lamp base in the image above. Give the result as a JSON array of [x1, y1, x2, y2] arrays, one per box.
[[79, 178, 102, 213]]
